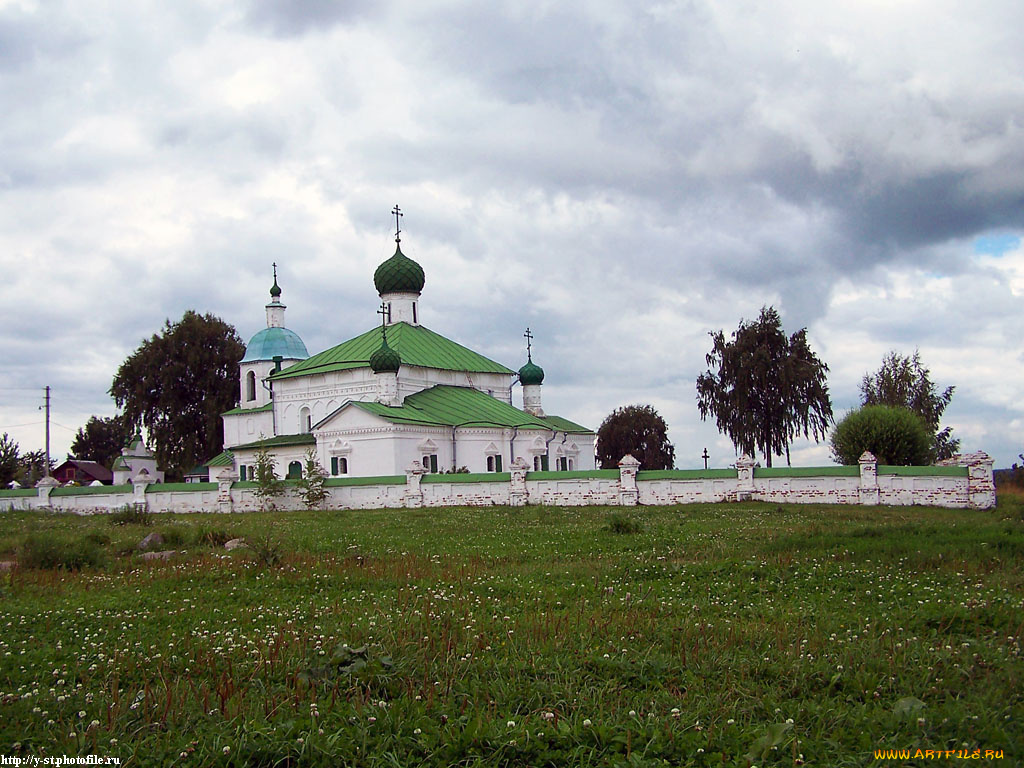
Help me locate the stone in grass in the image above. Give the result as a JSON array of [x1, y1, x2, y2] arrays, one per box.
[[138, 532, 164, 551], [224, 538, 247, 551], [0, 561, 16, 572], [140, 550, 177, 561]]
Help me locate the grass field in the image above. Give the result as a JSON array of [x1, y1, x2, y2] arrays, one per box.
[[0, 498, 1021, 767]]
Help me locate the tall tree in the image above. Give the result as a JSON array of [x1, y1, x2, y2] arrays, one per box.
[[696, 306, 832, 467], [596, 404, 675, 470], [0, 433, 19, 488], [860, 351, 959, 460], [110, 311, 245, 479], [71, 414, 133, 469], [16, 450, 55, 487]]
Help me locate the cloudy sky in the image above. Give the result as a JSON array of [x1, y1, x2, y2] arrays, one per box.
[[1, 0, 1022, 469]]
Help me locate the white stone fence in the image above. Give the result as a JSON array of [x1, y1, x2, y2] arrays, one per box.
[[0, 452, 996, 514]]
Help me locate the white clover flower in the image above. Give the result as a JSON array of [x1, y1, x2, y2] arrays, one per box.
[[507, 720, 515, 728], [582, 719, 592, 727]]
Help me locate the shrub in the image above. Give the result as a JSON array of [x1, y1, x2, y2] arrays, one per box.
[[830, 405, 933, 466], [250, 535, 283, 567], [192, 526, 231, 547], [158, 528, 188, 548], [20, 533, 106, 570], [605, 513, 643, 534], [108, 504, 152, 527]]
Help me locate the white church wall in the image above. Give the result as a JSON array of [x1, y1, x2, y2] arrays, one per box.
[[223, 411, 275, 449]]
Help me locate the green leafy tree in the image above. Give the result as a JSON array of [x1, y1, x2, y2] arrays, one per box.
[[696, 306, 832, 467], [297, 448, 329, 509], [596, 404, 675, 470], [110, 311, 245, 479], [0, 433, 20, 488], [831, 405, 933, 466], [70, 414, 133, 469], [16, 450, 55, 487], [252, 442, 285, 511], [860, 351, 960, 460]]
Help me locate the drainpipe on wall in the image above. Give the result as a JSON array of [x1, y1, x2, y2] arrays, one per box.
[[544, 430, 561, 471], [451, 426, 458, 472], [509, 426, 519, 466]]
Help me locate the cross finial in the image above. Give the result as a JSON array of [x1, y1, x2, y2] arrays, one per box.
[[272, 262, 277, 282], [392, 204, 403, 244], [377, 302, 391, 337], [524, 327, 534, 361]]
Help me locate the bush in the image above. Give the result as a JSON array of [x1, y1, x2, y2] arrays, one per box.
[[158, 528, 189, 548], [108, 504, 152, 527], [20, 533, 106, 570], [192, 526, 231, 547], [831, 405, 933, 466], [250, 535, 283, 567], [605, 513, 643, 535]]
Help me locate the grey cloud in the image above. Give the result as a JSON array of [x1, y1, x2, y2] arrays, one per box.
[[244, 0, 374, 36]]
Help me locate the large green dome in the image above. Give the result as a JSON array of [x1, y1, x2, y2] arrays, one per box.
[[518, 360, 545, 385], [242, 327, 309, 363], [369, 339, 401, 373], [374, 244, 425, 294]]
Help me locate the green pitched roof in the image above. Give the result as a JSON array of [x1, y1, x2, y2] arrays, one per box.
[[221, 403, 274, 416], [539, 414, 593, 434], [205, 450, 235, 467], [272, 323, 514, 380], [231, 433, 316, 451], [345, 385, 592, 433]]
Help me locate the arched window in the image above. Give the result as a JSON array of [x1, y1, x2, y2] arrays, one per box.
[[567, 458, 574, 471], [299, 407, 311, 434], [533, 456, 541, 471], [331, 456, 349, 475], [487, 455, 494, 472], [287, 461, 302, 479], [246, 371, 256, 402]]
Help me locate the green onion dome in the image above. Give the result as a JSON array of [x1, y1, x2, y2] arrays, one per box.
[[369, 338, 401, 373], [518, 359, 545, 385], [269, 277, 282, 298], [373, 244, 425, 294]]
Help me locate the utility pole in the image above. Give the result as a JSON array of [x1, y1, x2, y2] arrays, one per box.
[[43, 386, 51, 477]]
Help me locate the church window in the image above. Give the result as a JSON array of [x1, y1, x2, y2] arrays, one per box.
[[239, 465, 247, 481], [412, 302, 417, 324], [541, 455, 549, 471], [533, 456, 541, 471], [331, 456, 349, 475], [568, 458, 574, 471], [331, 457, 337, 475], [422, 454, 438, 473], [487, 455, 502, 472], [299, 407, 311, 433], [246, 371, 256, 402], [487, 455, 494, 472], [558, 457, 568, 471], [287, 461, 302, 479]]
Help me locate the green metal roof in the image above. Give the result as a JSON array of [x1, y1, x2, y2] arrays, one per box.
[[231, 433, 316, 451], [205, 450, 235, 467], [345, 385, 591, 433], [221, 403, 274, 416], [242, 326, 309, 363], [111, 456, 128, 470], [272, 323, 514, 380], [539, 414, 594, 435], [373, 244, 425, 294]]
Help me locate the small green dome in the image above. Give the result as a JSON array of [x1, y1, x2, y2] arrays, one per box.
[[269, 278, 282, 298], [369, 339, 401, 373], [518, 360, 545, 385], [242, 327, 309, 362], [374, 244, 425, 295]]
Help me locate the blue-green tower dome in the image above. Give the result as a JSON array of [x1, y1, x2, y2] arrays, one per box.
[[374, 244, 425, 295], [242, 327, 309, 362]]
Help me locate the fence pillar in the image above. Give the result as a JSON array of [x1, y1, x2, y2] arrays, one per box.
[[405, 460, 426, 508], [962, 452, 995, 509], [618, 454, 640, 506], [734, 455, 756, 501], [132, 470, 151, 512], [509, 457, 529, 507], [211, 467, 235, 514], [858, 451, 879, 506], [36, 476, 58, 508]]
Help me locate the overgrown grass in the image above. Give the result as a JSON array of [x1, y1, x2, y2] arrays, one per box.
[[0, 502, 1020, 766]]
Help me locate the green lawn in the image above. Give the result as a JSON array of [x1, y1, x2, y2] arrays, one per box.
[[0, 499, 1021, 767]]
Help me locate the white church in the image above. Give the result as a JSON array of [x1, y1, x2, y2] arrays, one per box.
[[212, 216, 595, 481]]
